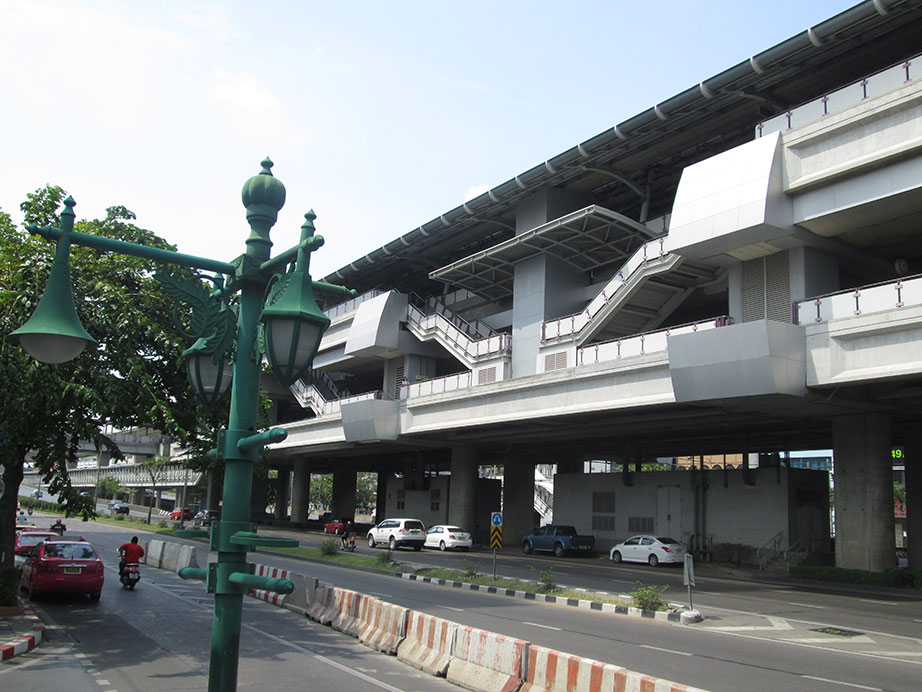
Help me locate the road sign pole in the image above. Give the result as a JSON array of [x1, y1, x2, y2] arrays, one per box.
[[683, 553, 695, 610], [493, 548, 496, 580]]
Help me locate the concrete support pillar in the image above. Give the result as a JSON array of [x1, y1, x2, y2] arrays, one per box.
[[833, 414, 895, 571], [290, 461, 311, 526], [555, 459, 582, 475], [274, 469, 291, 520], [374, 472, 388, 524], [904, 427, 922, 570], [449, 447, 478, 533], [332, 464, 357, 520], [250, 471, 268, 521], [503, 458, 535, 547]]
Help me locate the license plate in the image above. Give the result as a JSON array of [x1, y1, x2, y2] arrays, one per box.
[[64, 567, 81, 574]]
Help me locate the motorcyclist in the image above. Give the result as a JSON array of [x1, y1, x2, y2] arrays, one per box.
[[118, 536, 145, 576], [50, 518, 66, 534], [340, 520, 356, 549]]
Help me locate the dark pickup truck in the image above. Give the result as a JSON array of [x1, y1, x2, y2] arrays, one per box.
[[522, 525, 595, 557]]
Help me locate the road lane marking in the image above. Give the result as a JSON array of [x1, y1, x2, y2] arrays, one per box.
[[859, 599, 898, 605], [440, 606, 464, 612], [639, 644, 692, 657], [801, 675, 881, 690], [523, 622, 562, 631], [787, 602, 826, 609]]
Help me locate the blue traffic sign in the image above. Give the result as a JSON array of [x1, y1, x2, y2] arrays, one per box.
[[491, 511, 503, 527]]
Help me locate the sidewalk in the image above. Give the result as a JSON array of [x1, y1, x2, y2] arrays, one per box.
[[0, 604, 46, 662]]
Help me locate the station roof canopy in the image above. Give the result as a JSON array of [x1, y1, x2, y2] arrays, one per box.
[[429, 205, 662, 302], [320, 1, 922, 302]]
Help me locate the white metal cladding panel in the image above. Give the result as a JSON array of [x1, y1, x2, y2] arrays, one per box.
[[742, 257, 766, 322], [765, 251, 791, 322]]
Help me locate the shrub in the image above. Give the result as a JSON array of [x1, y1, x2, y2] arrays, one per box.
[[459, 559, 483, 580], [115, 514, 125, 521], [320, 538, 339, 555], [529, 565, 559, 593], [375, 549, 393, 566], [630, 583, 670, 611]]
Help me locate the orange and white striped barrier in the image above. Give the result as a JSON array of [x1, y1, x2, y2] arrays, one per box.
[[397, 611, 458, 677], [358, 598, 409, 655], [305, 584, 336, 625], [522, 645, 707, 692], [332, 588, 376, 638], [446, 625, 527, 692], [250, 563, 291, 606]]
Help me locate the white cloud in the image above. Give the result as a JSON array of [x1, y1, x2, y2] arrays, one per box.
[[463, 184, 490, 202]]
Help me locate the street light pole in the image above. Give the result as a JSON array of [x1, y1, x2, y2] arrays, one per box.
[[11, 159, 353, 692]]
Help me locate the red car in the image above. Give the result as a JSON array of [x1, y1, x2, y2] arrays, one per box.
[[14, 531, 59, 567], [20, 538, 104, 601], [169, 507, 193, 520], [323, 518, 346, 535]]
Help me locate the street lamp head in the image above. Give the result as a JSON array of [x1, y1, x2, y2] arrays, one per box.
[[11, 197, 96, 363], [261, 271, 331, 387], [184, 338, 233, 406], [241, 157, 286, 229]]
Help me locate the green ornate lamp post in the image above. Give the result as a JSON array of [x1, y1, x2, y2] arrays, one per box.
[[11, 159, 354, 691]]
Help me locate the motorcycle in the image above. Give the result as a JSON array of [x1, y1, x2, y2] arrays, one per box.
[[341, 535, 356, 552], [120, 562, 141, 590]]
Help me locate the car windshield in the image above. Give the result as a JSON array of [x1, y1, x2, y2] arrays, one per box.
[[657, 537, 680, 544], [405, 521, 425, 531], [19, 534, 54, 546], [43, 543, 98, 560]]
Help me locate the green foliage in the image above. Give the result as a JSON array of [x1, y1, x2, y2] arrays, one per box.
[[529, 564, 559, 593], [375, 549, 393, 566], [320, 538, 339, 555], [790, 564, 920, 587], [0, 185, 214, 577], [96, 475, 125, 498], [309, 472, 377, 515], [630, 583, 670, 611], [459, 559, 483, 580]]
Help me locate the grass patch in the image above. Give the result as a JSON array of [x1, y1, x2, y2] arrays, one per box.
[[267, 545, 403, 571], [414, 566, 633, 607], [790, 564, 921, 588]]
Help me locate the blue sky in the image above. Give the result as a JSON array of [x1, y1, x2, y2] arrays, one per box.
[[1, 0, 862, 278]]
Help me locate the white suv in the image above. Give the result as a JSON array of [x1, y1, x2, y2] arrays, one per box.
[[367, 518, 427, 551]]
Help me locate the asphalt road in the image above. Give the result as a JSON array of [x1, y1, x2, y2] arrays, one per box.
[[8, 513, 922, 691]]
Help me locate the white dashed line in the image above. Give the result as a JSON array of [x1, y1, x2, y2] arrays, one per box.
[[639, 644, 692, 656], [801, 675, 881, 690], [523, 622, 562, 631], [787, 602, 825, 609]]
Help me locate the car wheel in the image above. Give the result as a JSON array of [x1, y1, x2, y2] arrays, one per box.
[[367, 535, 376, 548], [439, 541, 447, 552], [90, 592, 101, 601], [413, 544, 422, 551], [461, 547, 469, 552], [554, 543, 566, 558], [611, 551, 622, 563], [648, 554, 659, 567], [522, 541, 533, 555], [388, 536, 396, 550]]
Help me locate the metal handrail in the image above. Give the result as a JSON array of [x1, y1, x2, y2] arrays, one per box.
[[757, 530, 784, 570]]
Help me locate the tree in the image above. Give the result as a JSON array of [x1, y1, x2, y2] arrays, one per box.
[[0, 187, 208, 605], [96, 474, 125, 500], [139, 455, 171, 524]]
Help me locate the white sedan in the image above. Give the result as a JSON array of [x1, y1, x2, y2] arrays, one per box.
[[609, 535, 686, 566], [424, 525, 472, 551]]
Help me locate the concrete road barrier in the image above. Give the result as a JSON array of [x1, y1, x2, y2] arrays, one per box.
[[145, 539, 164, 568], [397, 611, 458, 677], [306, 584, 336, 625], [358, 598, 409, 655], [161, 542, 182, 571], [251, 563, 293, 606], [521, 645, 708, 692], [332, 588, 376, 639], [446, 625, 527, 692]]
